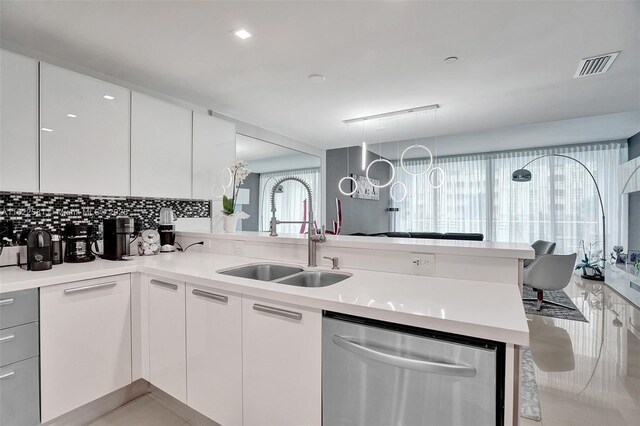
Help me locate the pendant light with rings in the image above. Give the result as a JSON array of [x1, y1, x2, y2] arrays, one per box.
[[338, 125, 358, 196], [400, 111, 433, 176], [389, 120, 407, 202], [366, 158, 395, 188], [427, 107, 446, 189], [366, 120, 396, 189], [212, 167, 234, 198], [390, 181, 407, 202], [341, 104, 440, 193]]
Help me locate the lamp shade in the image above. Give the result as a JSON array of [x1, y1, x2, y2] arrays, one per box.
[[512, 168, 532, 182]]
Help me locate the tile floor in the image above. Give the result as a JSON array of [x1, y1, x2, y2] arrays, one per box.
[[87, 394, 215, 426], [524, 274, 640, 426]]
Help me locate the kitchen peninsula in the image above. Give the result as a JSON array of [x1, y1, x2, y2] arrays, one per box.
[[0, 233, 533, 426]]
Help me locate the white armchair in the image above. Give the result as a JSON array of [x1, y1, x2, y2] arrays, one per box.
[[523, 253, 577, 311], [524, 240, 557, 267]]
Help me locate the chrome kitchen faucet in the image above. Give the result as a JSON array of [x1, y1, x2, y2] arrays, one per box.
[[269, 176, 326, 267]]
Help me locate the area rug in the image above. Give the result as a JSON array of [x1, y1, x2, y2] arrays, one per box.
[[522, 285, 588, 322], [520, 346, 541, 421]]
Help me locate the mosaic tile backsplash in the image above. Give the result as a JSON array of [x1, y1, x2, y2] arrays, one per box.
[[0, 192, 211, 242]]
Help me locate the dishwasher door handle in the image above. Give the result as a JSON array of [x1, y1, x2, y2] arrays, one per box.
[[332, 335, 477, 377]]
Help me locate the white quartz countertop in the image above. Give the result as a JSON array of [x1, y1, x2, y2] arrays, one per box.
[[178, 231, 536, 260], [0, 251, 529, 346]]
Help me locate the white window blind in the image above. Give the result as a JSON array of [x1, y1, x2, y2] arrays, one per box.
[[394, 141, 628, 254]]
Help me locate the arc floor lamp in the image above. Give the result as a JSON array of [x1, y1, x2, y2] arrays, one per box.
[[512, 154, 606, 278]]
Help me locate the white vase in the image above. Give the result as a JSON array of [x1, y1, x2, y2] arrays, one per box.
[[224, 215, 238, 233]]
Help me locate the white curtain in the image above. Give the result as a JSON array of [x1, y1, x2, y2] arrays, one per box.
[[396, 155, 487, 234], [395, 141, 628, 255], [259, 168, 321, 234]]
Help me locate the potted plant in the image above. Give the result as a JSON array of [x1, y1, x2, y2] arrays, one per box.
[[222, 160, 251, 233], [576, 240, 604, 281]]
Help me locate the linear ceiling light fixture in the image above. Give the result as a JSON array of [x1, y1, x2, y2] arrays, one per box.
[[343, 104, 439, 125], [361, 122, 367, 171]]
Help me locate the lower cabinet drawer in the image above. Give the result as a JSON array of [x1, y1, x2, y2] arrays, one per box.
[[0, 289, 38, 330], [0, 357, 40, 426], [0, 322, 39, 367]]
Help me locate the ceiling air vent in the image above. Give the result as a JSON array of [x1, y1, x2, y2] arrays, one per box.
[[574, 51, 620, 78]]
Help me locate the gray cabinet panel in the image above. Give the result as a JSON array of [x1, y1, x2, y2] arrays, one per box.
[[0, 322, 39, 367], [0, 357, 40, 426], [0, 289, 39, 330]]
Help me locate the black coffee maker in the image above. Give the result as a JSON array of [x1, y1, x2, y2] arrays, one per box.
[[102, 217, 136, 261], [26, 228, 53, 271], [64, 223, 96, 263]]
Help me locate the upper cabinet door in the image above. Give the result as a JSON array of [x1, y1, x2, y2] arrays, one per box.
[[192, 112, 235, 200], [39, 63, 130, 196], [0, 50, 38, 192], [131, 92, 192, 199]]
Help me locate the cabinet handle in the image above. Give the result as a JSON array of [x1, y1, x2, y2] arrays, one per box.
[[0, 298, 14, 306], [192, 289, 228, 303], [0, 371, 15, 380], [253, 303, 302, 321], [0, 334, 15, 343], [150, 279, 178, 290], [64, 281, 117, 295]]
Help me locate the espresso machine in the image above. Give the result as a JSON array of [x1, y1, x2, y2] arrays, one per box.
[[158, 207, 176, 252], [26, 228, 53, 271], [102, 217, 136, 261], [64, 223, 96, 263]]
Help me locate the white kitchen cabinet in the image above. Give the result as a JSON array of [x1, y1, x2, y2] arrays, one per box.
[[147, 275, 186, 403], [39, 274, 132, 423], [242, 296, 322, 426], [39, 63, 130, 195], [0, 49, 39, 192], [131, 92, 192, 199], [192, 112, 236, 200], [186, 284, 242, 425]]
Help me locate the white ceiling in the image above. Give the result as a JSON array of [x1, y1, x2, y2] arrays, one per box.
[[370, 110, 640, 159], [1, 1, 639, 151]]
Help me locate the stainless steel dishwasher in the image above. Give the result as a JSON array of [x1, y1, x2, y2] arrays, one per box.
[[322, 312, 504, 426]]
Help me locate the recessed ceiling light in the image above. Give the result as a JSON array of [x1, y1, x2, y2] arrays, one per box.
[[234, 28, 252, 40], [66, 114, 77, 118], [308, 74, 326, 83], [41, 127, 53, 132], [444, 56, 459, 64], [103, 95, 115, 100]]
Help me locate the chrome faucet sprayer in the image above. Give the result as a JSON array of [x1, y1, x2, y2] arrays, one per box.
[[269, 176, 326, 267]]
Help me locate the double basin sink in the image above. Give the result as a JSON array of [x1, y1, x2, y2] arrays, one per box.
[[217, 263, 351, 288]]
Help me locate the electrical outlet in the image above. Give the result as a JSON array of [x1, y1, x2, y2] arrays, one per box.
[[233, 240, 246, 256], [411, 253, 435, 276]]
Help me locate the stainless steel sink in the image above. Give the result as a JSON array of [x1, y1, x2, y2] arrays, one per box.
[[275, 271, 351, 288], [218, 263, 304, 281], [217, 263, 351, 288]]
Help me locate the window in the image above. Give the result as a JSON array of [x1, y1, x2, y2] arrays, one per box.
[[394, 141, 628, 254]]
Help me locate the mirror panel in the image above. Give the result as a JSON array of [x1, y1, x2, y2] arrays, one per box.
[[235, 134, 322, 233]]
